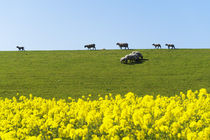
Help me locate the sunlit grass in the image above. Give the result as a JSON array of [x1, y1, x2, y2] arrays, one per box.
[[0, 49, 210, 99]]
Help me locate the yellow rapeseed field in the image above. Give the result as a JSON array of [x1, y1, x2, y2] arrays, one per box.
[[0, 89, 209, 140]]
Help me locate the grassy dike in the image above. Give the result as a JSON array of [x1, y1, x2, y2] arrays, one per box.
[[0, 49, 210, 99]]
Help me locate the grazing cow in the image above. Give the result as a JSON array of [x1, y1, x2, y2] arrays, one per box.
[[152, 44, 161, 49], [165, 44, 175, 49], [84, 44, 96, 50], [16, 46, 25, 51], [116, 43, 129, 49]]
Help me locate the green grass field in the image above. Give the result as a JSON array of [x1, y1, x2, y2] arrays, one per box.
[[0, 49, 210, 99]]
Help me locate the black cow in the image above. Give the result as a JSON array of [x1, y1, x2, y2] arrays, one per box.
[[84, 44, 96, 50], [16, 46, 25, 51]]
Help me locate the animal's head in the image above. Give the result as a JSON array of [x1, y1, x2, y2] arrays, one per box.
[[16, 46, 19, 48], [152, 44, 155, 46], [84, 45, 87, 48], [116, 43, 120, 45], [165, 44, 169, 46]]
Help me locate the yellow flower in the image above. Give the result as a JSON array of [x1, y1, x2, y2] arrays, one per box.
[[0, 89, 209, 139]]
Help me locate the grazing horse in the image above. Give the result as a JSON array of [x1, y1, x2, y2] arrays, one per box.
[[116, 43, 129, 49], [152, 44, 161, 49], [84, 44, 96, 50], [165, 44, 175, 49], [16, 46, 25, 51]]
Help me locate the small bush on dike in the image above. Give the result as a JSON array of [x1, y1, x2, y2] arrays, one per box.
[[0, 89, 209, 140]]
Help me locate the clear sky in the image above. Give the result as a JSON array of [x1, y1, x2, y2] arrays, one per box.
[[0, 0, 210, 51]]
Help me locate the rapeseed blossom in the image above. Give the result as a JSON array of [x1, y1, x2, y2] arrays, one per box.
[[0, 89, 209, 139]]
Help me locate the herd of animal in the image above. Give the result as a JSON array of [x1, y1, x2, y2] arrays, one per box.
[[16, 43, 174, 64], [83, 43, 175, 50], [16, 43, 175, 51], [152, 43, 175, 49], [83, 43, 129, 50]]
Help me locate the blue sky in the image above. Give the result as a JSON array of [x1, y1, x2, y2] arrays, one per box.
[[0, 0, 210, 51]]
